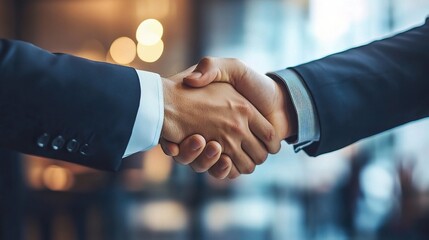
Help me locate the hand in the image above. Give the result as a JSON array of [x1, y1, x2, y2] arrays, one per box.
[[159, 66, 279, 177], [160, 134, 232, 179], [163, 58, 297, 179]]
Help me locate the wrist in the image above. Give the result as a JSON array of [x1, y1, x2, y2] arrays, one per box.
[[275, 81, 298, 139], [161, 78, 176, 141]]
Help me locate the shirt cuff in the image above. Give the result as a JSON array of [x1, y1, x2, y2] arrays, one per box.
[[123, 70, 164, 157], [267, 69, 320, 152]]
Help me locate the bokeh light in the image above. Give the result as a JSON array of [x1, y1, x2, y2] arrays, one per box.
[[142, 146, 172, 183], [135, 201, 188, 231], [42, 165, 74, 191], [137, 40, 164, 63], [136, 19, 164, 46], [109, 37, 136, 65]]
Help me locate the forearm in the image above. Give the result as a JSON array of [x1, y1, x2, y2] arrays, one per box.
[[293, 19, 429, 155], [0, 39, 140, 170]]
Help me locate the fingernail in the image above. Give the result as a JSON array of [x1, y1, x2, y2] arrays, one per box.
[[191, 139, 203, 151], [206, 145, 218, 158], [186, 71, 202, 80]]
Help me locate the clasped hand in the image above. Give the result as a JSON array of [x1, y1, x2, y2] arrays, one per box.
[[159, 58, 297, 179]]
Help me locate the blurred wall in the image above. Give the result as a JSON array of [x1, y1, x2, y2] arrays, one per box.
[[0, 0, 15, 38], [2, 0, 192, 76], [1, 1, 429, 240]]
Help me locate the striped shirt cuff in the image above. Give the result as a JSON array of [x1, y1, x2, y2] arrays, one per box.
[[267, 69, 320, 152]]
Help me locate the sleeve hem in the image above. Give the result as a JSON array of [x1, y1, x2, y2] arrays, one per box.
[[267, 69, 320, 149], [123, 70, 164, 157]]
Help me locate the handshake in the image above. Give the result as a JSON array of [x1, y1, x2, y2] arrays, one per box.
[[1, 22, 426, 175], [153, 21, 429, 180], [158, 58, 297, 180]]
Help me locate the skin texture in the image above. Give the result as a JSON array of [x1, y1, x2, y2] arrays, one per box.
[[159, 66, 279, 176], [162, 58, 297, 179]]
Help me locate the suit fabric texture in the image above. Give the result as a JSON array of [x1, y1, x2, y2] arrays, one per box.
[[0, 40, 141, 170], [292, 19, 429, 156]]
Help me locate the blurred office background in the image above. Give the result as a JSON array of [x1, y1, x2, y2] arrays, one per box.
[[1, 0, 429, 239]]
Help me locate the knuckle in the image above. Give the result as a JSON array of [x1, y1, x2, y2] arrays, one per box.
[[271, 144, 281, 154], [218, 137, 232, 154], [200, 56, 215, 67], [236, 101, 252, 116], [228, 58, 247, 71], [255, 152, 268, 165], [228, 172, 240, 179], [264, 126, 276, 143], [228, 58, 241, 65], [269, 141, 282, 154], [227, 120, 245, 135], [242, 164, 256, 174]]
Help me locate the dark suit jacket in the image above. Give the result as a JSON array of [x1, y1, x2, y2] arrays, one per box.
[[292, 19, 429, 156], [0, 40, 141, 170]]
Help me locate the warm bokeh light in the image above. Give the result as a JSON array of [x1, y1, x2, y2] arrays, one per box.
[[142, 145, 172, 183], [27, 165, 45, 190], [109, 37, 136, 65], [136, 19, 164, 46], [135, 201, 188, 231], [42, 165, 74, 191], [137, 40, 164, 63], [136, 0, 173, 19], [203, 201, 231, 231], [24, 155, 49, 190]]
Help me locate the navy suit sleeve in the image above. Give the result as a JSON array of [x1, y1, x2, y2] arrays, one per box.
[[0, 39, 141, 170], [292, 19, 429, 156]]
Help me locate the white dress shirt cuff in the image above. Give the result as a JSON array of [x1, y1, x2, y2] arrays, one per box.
[[123, 70, 164, 157], [267, 69, 320, 152]]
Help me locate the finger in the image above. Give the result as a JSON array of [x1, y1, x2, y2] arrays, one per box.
[[183, 64, 198, 75], [186, 58, 277, 118], [228, 144, 256, 175], [159, 137, 180, 157], [166, 65, 198, 84], [183, 57, 241, 90], [190, 141, 222, 173], [248, 105, 281, 154], [227, 159, 241, 179], [184, 57, 227, 87], [241, 133, 268, 166], [211, 153, 240, 179], [174, 134, 207, 165], [208, 155, 232, 179], [184, 57, 249, 88]]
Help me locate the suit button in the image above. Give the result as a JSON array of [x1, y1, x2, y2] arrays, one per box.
[[66, 139, 80, 153], [51, 136, 65, 150], [79, 144, 90, 156], [36, 133, 50, 148]]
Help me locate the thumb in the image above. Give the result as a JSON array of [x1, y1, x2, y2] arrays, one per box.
[[183, 57, 230, 87], [159, 137, 180, 157]]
